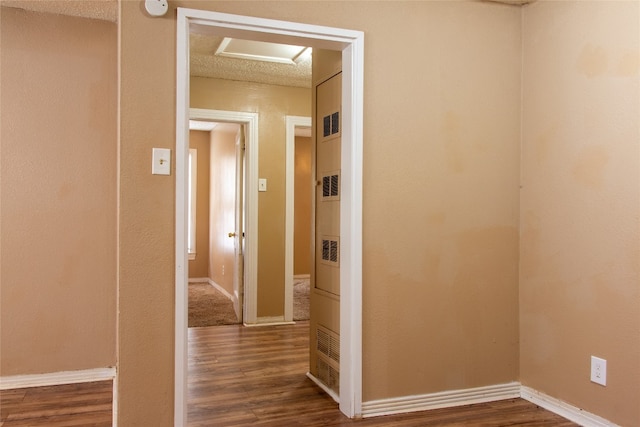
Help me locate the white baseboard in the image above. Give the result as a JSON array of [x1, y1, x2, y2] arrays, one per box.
[[0, 367, 116, 390], [306, 372, 339, 404], [207, 279, 233, 300], [521, 386, 619, 427], [244, 316, 295, 327], [189, 278, 234, 300], [360, 382, 617, 426], [361, 382, 521, 418], [294, 274, 310, 279]]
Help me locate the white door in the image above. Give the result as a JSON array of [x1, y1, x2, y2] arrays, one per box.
[[232, 126, 245, 322]]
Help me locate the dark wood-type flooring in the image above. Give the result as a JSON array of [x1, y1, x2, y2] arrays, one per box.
[[0, 381, 112, 426], [2, 322, 578, 426]]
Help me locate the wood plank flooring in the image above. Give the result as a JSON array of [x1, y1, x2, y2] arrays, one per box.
[[0, 381, 112, 426], [1, 322, 578, 426], [187, 321, 577, 427]]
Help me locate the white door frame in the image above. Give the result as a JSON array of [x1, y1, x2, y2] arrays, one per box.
[[284, 116, 312, 323], [176, 8, 364, 425]]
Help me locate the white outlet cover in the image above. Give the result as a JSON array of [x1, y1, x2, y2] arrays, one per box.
[[258, 178, 267, 192], [590, 356, 607, 386]]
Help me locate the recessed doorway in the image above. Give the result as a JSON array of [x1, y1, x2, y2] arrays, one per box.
[[176, 8, 364, 425]]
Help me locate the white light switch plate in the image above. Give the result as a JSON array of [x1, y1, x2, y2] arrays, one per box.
[[590, 356, 607, 386], [259, 178, 267, 192], [152, 148, 171, 175]]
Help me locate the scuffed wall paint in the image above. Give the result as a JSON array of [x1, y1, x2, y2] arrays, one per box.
[[520, 2, 640, 426]]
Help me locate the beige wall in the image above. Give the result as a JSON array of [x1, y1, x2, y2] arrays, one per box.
[[191, 77, 312, 317], [2, 2, 635, 425], [118, 2, 176, 423], [188, 130, 211, 279], [0, 7, 117, 375], [294, 136, 312, 276], [520, 2, 640, 426], [118, 2, 522, 423], [208, 128, 237, 294]]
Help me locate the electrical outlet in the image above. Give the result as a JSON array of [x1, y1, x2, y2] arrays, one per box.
[[590, 356, 607, 386]]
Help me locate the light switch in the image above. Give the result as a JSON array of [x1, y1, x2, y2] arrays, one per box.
[[152, 148, 171, 175], [258, 178, 267, 192]]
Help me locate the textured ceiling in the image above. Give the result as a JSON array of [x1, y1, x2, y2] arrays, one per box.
[[1, 0, 117, 22], [190, 33, 312, 89]]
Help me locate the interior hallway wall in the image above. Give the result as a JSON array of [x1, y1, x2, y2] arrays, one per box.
[[520, 2, 640, 425], [188, 130, 211, 279], [118, 2, 521, 423], [0, 7, 117, 375]]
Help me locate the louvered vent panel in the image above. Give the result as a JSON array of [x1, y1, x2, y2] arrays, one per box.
[[331, 112, 340, 134], [317, 327, 330, 356], [316, 358, 340, 394], [316, 325, 340, 394], [323, 115, 331, 138], [330, 174, 339, 197], [316, 325, 340, 364], [320, 237, 339, 267], [330, 241, 338, 263], [322, 175, 331, 198], [321, 111, 340, 141], [320, 171, 340, 201]]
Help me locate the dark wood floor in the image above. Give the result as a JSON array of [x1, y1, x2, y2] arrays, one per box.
[[1, 322, 578, 426]]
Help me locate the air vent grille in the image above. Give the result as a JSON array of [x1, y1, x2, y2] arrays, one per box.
[[331, 112, 340, 134], [317, 358, 340, 394], [322, 111, 340, 139], [316, 325, 340, 394], [316, 325, 340, 364], [320, 171, 340, 201], [320, 237, 339, 266]]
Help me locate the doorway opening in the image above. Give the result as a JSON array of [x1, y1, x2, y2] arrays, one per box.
[[188, 109, 259, 327], [176, 8, 364, 425], [187, 117, 248, 327], [285, 116, 312, 322]]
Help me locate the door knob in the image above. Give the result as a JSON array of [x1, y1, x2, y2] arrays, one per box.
[[228, 232, 236, 238]]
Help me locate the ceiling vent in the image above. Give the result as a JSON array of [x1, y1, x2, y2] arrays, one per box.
[[215, 37, 311, 65]]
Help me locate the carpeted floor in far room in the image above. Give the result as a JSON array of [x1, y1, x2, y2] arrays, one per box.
[[188, 277, 310, 328]]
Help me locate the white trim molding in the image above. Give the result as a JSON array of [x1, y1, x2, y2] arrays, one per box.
[[177, 8, 364, 424], [208, 279, 234, 300], [521, 386, 620, 427], [188, 277, 235, 300], [307, 372, 339, 404], [0, 367, 116, 390], [244, 316, 295, 327], [361, 382, 521, 418]]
